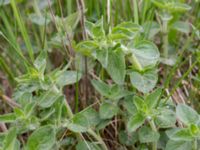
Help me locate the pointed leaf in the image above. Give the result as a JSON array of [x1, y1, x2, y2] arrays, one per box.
[[133, 96, 145, 111], [165, 140, 192, 150], [130, 69, 158, 93], [100, 102, 118, 119], [106, 48, 126, 85], [127, 112, 146, 132], [0, 113, 16, 123], [145, 88, 162, 109], [27, 125, 56, 150], [91, 79, 110, 97], [176, 104, 199, 125]]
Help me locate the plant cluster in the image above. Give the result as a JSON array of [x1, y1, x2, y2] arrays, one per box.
[[0, 0, 199, 150]]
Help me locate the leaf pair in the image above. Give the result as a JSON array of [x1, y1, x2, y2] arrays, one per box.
[[166, 104, 200, 150], [127, 88, 163, 132]]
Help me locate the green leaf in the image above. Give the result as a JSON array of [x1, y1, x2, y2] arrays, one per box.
[[99, 102, 118, 119], [29, 13, 51, 26], [0, 113, 16, 123], [75, 40, 99, 56], [66, 108, 100, 133], [168, 2, 191, 12], [110, 22, 142, 40], [65, 121, 88, 133], [63, 11, 80, 29], [34, 50, 47, 75], [138, 126, 160, 143], [143, 21, 160, 39], [127, 112, 146, 132], [129, 41, 160, 68], [85, 18, 105, 39], [171, 21, 190, 34], [170, 128, 193, 141], [122, 96, 137, 115], [27, 125, 56, 150], [130, 69, 158, 93], [189, 124, 200, 137], [96, 48, 108, 68], [155, 108, 176, 128], [152, 0, 191, 12], [106, 48, 126, 85], [76, 141, 101, 150], [56, 71, 82, 87], [119, 130, 138, 146], [55, 11, 80, 32], [176, 104, 199, 125], [76, 107, 100, 127], [165, 140, 192, 150], [109, 86, 133, 100], [145, 88, 162, 109], [3, 128, 18, 150], [38, 91, 62, 108], [133, 96, 145, 111], [91, 79, 110, 97]]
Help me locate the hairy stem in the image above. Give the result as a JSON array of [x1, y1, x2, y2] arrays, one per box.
[[193, 139, 198, 150], [149, 120, 157, 150], [129, 53, 143, 71], [64, 96, 108, 150]]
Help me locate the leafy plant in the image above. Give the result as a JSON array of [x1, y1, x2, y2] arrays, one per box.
[[0, 0, 199, 150]]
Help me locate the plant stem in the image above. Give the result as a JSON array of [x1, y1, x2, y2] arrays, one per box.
[[193, 139, 198, 150], [162, 19, 168, 59], [88, 129, 108, 150], [10, 0, 34, 62], [130, 53, 143, 71], [149, 120, 157, 150], [64, 96, 108, 150], [133, 0, 139, 24]]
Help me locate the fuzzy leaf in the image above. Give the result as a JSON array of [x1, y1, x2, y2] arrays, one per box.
[[130, 69, 158, 93], [127, 113, 146, 132], [176, 104, 199, 125], [100, 102, 118, 119], [165, 140, 192, 150], [27, 125, 56, 150], [145, 88, 162, 109], [130, 41, 160, 68], [106, 48, 126, 85], [138, 126, 160, 143]]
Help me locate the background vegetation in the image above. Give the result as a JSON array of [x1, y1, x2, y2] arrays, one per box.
[[0, 0, 199, 150]]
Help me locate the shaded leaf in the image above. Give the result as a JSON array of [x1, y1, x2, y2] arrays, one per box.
[[119, 130, 138, 146], [91, 79, 110, 97], [100, 102, 118, 119], [138, 126, 160, 143]]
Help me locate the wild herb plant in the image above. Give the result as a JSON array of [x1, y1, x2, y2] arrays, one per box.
[[0, 0, 199, 150]]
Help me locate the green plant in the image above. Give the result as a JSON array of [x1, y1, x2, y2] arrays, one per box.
[[0, 0, 199, 150]]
